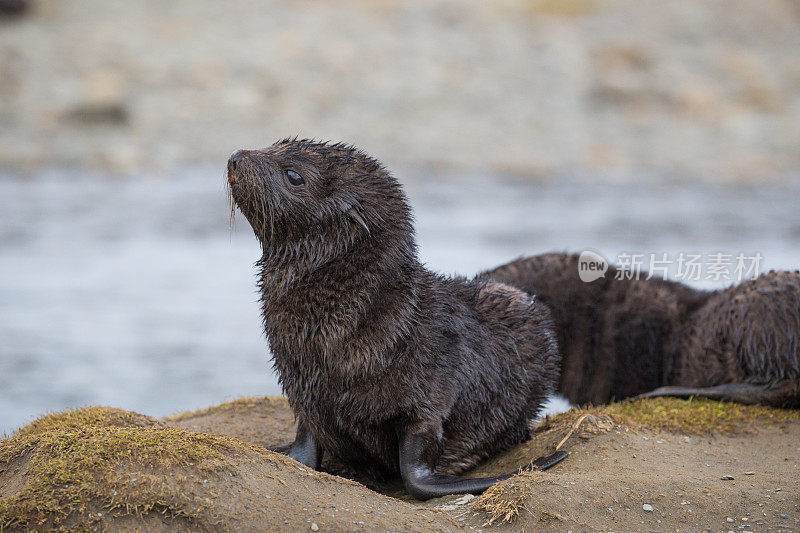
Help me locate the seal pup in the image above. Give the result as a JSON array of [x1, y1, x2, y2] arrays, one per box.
[[227, 139, 565, 499], [486, 253, 800, 408]]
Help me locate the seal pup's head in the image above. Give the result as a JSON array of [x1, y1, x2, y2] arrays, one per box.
[[227, 139, 416, 269]]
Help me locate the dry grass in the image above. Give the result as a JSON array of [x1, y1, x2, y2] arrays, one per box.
[[472, 469, 545, 525]]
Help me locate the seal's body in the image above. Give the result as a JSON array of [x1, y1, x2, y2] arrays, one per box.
[[486, 253, 800, 408], [227, 140, 564, 499]]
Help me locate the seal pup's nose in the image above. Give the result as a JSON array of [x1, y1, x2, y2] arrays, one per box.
[[228, 150, 252, 187], [228, 149, 247, 173]]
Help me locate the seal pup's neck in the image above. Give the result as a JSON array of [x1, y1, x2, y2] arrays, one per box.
[[260, 229, 424, 386]]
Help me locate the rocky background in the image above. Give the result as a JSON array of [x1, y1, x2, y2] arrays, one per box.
[[2, 0, 800, 181]]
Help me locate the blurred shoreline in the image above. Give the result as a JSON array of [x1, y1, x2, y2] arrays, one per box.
[[2, 168, 799, 434]]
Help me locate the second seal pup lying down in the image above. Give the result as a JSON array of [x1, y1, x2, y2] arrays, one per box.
[[227, 139, 565, 499], [486, 253, 800, 408]]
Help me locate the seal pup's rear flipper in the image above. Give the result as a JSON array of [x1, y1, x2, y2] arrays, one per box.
[[530, 449, 569, 471], [399, 422, 568, 500], [637, 381, 799, 408]]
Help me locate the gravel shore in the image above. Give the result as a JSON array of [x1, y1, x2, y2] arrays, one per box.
[[2, 0, 799, 180]]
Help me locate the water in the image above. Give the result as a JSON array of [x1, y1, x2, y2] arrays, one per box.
[[1, 170, 799, 434]]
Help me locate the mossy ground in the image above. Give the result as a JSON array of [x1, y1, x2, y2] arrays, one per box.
[[0, 403, 443, 533], [551, 397, 799, 435], [13, 406, 162, 438], [0, 407, 270, 531], [2, 397, 797, 531]]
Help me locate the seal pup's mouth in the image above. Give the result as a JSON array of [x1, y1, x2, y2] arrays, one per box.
[[227, 172, 239, 187]]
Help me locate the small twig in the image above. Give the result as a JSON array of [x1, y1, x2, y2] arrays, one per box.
[[555, 414, 591, 451]]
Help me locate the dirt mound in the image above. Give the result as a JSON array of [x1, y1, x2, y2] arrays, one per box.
[[165, 396, 296, 449], [465, 417, 799, 531], [1, 399, 798, 532], [0, 406, 456, 532]]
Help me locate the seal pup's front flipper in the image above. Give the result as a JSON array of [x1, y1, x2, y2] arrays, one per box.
[[398, 421, 568, 500], [269, 421, 323, 470], [637, 381, 799, 407]]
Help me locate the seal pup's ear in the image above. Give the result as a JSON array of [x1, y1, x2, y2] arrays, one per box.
[[347, 207, 370, 234]]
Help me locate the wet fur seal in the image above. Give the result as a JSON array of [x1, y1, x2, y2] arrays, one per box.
[[226, 139, 566, 499], [485, 253, 800, 408]]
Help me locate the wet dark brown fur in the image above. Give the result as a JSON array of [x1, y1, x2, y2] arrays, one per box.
[[227, 139, 560, 483], [486, 253, 800, 408]]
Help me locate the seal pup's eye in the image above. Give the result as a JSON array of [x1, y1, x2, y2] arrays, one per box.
[[284, 169, 305, 187]]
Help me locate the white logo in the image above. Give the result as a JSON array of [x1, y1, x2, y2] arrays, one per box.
[[578, 250, 608, 283]]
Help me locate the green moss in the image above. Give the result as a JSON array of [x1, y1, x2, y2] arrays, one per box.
[[542, 397, 799, 435], [164, 396, 288, 422], [15, 406, 161, 438], [0, 407, 269, 531], [603, 397, 798, 434]]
